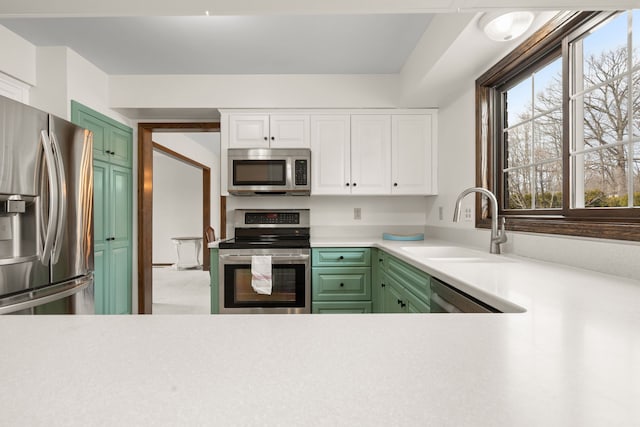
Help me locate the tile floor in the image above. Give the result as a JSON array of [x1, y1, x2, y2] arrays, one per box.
[[152, 266, 210, 314]]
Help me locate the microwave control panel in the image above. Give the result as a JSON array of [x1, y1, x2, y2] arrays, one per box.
[[294, 160, 308, 186]]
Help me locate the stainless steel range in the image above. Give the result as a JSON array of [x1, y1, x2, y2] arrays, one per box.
[[218, 209, 310, 314]]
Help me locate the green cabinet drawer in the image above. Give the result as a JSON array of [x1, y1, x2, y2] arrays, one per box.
[[312, 268, 371, 301], [312, 301, 372, 314], [312, 248, 371, 267], [387, 255, 430, 303]]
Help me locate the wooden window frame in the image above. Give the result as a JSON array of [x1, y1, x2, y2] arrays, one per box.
[[476, 10, 640, 241]]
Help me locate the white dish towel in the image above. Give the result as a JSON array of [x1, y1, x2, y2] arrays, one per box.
[[251, 255, 272, 295]]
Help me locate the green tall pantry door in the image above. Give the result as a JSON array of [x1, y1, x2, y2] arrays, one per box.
[[72, 101, 133, 314]]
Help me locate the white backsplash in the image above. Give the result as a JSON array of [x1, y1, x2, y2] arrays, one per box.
[[225, 195, 429, 238]]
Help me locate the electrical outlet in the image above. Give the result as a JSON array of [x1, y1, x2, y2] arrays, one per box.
[[438, 206, 443, 221], [464, 207, 472, 222], [354, 207, 362, 220]]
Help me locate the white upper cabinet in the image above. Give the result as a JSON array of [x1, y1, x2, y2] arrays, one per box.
[[310, 115, 351, 195], [391, 114, 434, 195], [229, 113, 309, 148], [270, 115, 310, 148], [222, 109, 437, 197], [350, 115, 392, 195], [228, 114, 270, 148]]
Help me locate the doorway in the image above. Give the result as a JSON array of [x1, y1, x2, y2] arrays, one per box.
[[138, 122, 222, 314]]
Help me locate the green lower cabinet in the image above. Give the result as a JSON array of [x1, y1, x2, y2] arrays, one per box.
[[376, 251, 430, 313], [210, 249, 219, 314], [312, 247, 431, 314], [312, 248, 372, 314]]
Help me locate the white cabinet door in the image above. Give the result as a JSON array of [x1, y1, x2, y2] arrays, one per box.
[[270, 115, 310, 148], [350, 115, 391, 195], [311, 115, 351, 195], [391, 114, 433, 195], [229, 114, 270, 148]]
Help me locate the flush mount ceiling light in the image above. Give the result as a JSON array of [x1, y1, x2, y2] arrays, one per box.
[[478, 11, 535, 42]]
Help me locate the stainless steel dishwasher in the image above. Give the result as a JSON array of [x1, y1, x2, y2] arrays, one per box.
[[430, 278, 501, 313]]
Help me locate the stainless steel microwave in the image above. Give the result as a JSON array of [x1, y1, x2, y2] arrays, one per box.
[[228, 148, 311, 196]]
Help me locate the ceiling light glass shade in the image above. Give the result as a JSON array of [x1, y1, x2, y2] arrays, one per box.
[[479, 11, 535, 42]]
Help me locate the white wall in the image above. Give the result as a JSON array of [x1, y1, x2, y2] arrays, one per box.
[[152, 151, 203, 263], [153, 132, 221, 239], [110, 74, 399, 109], [0, 25, 36, 86], [426, 85, 640, 281], [227, 196, 428, 239], [29, 46, 68, 117]]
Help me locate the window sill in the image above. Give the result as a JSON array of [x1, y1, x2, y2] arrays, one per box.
[[477, 217, 640, 242]]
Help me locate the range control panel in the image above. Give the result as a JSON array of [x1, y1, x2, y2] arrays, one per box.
[[245, 212, 300, 225], [236, 209, 310, 228]]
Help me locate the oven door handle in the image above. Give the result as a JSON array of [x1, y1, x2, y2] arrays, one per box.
[[218, 254, 310, 262]]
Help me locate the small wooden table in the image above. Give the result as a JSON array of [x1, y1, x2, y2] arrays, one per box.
[[171, 237, 203, 270]]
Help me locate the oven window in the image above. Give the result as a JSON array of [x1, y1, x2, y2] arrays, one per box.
[[233, 160, 287, 185], [224, 264, 306, 308]]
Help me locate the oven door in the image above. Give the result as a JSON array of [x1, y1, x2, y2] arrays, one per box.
[[218, 249, 310, 314]]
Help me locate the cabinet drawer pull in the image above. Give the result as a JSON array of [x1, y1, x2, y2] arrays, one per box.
[[381, 283, 385, 288]]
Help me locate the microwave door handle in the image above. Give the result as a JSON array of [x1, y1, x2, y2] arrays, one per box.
[[39, 130, 59, 266], [49, 131, 67, 264]]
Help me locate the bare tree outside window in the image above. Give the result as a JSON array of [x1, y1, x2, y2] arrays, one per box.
[[502, 10, 640, 211]]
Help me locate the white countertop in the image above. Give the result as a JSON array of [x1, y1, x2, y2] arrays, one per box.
[[2, 238, 640, 426]]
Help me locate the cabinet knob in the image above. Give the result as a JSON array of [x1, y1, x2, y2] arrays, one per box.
[[346, 183, 350, 187], [339, 256, 344, 260], [393, 183, 398, 187], [271, 136, 275, 140], [381, 283, 386, 288], [352, 183, 357, 187], [401, 302, 406, 308], [263, 136, 268, 141], [339, 283, 344, 287]]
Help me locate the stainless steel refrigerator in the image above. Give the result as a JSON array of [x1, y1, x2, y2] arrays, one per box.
[[0, 94, 94, 314]]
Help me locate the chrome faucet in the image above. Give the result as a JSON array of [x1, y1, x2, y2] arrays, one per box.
[[453, 187, 507, 254]]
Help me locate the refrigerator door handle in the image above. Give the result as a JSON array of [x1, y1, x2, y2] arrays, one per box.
[[39, 130, 59, 266], [50, 131, 67, 264]]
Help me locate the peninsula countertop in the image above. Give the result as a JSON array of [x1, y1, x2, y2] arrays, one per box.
[[2, 238, 639, 426]]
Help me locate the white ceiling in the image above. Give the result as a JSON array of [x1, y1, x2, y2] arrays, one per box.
[[0, 15, 433, 75]]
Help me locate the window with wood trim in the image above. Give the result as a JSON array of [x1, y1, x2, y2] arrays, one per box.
[[476, 10, 640, 241]]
